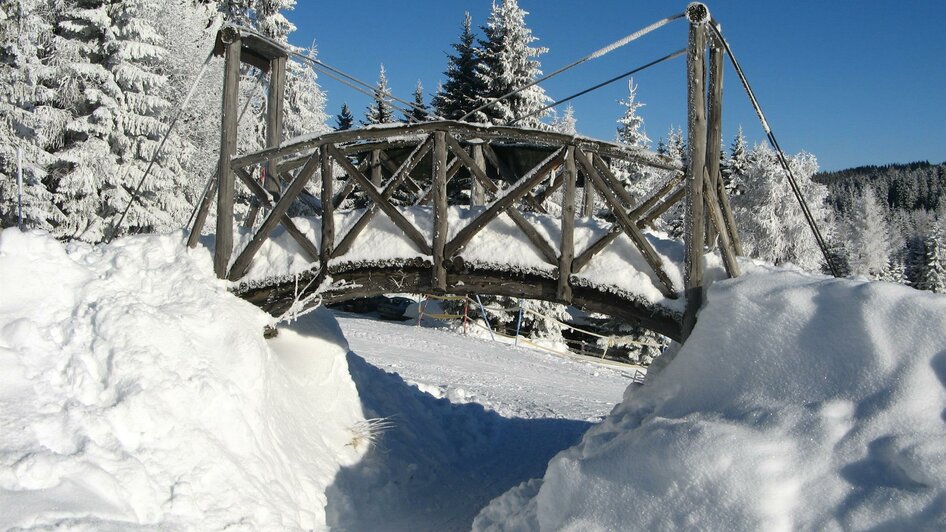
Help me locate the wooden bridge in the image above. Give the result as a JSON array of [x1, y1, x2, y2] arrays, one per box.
[[187, 4, 745, 342]]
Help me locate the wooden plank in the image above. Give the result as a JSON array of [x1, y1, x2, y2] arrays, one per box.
[[186, 174, 217, 248], [233, 167, 318, 261], [445, 147, 564, 258], [558, 146, 577, 301], [683, 19, 708, 339], [227, 152, 321, 281], [432, 131, 449, 290], [230, 120, 681, 173], [716, 177, 744, 256], [214, 35, 241, 278], [576, 147, 676, 297], [472, 143, 486, 205], [265, 55, 286, 198], [705, 38, 724, 249], [481, 143, 548, 214], [326, 144, 432, 254], [506, 208, 558, 265], [702, 168, 740, 277], [319, 146, 334, 279]]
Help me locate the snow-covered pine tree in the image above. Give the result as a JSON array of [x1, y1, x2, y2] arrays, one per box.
[[847, 187, 891, 278], [0, 0, 63, 231], [432, 12, 486, 122], [475, 0, 550, 128], [732, 143, 834, 271], [722, 126, 748, 195], [363, 64, 394, 126], [908, 231, 946, 293], [283, 46, 329, 139], [403, 80, 429, 123], [335, 103, 354, 130], [615, 78, 649, 149], [550, 105, 577, 135]]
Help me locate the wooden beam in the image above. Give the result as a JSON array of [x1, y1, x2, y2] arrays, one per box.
[[186, 175, 217, 248], [472, 143, 486, 205], [628, 172, 685, 220], [445, 147, 564, 258], [716, 177, 743, 256], [227, 152, 321, 281], [233, 167, 318, 261], [576, 148, 677, 298], [705, 35, 724, 250], [640, 185, 686, 226], [320, 145, 334, 281], [332, 158, 369, 209], [214, 33, 241, 279], [370, 149, 382, 187], [591, 153, 637, 209], [702, 168, 740, 277], [683, 16, 708, 339], [326, 144, 432, 254], [481, 143, 548, 214], [558, 146, 577, 301], [379, 147, 425, 194], [432, 131, 448, 290], [581, 167, 596, 217], [265, 55, 286, 198]]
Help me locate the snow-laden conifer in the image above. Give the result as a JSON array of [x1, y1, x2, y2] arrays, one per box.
[[432, 12, 485, 122], [363, 65, 394, 126]]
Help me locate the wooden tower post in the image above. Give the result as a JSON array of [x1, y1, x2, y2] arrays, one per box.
[[214, 27, 241, 278], [682, 2, 709, 339]]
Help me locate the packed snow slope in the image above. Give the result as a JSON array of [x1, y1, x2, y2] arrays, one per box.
[[475, 264, 946, 531], [0, 229, 365, 530]]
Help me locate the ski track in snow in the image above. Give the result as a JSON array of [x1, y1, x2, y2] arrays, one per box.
[[322, 311, 632, 531]]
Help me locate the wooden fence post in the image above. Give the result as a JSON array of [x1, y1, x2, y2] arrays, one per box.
[[683, 3, 709, 339], [472, 143, 486, 205], [319, 145, 334, 282], [582, 172, 595, 217], [371, 149, 382, 187], [214, 28, 240, 279], [265, 55, 286, 198], [432, 131, 448, 290], [558, 145, 577, 302]]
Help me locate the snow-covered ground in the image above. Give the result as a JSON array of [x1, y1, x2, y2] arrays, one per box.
[[4, 228, 946, 531]]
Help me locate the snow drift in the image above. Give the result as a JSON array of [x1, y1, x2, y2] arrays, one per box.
[[0, 229, 364, 530], [475, 264, 946, 530]]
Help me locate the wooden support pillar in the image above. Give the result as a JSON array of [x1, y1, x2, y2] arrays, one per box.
[[265, 55, 286, 199], [432, 131, 448, 291], [683, 3, 709, 339], [370, 149, 382, 187], [319, 145, 334, 281], [472, 143, 486, 205], [705, 31, 723, 251], [214, 29, 241, 279], [558, 145, 577, 302]]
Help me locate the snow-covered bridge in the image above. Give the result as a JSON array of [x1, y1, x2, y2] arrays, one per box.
[[188, 5, 752, 341]]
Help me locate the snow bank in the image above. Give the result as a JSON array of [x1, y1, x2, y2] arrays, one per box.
[[0, 229, 364, 530], [475, 264, 946, 530]]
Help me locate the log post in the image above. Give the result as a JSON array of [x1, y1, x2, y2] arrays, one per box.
[[319, 145, 334, 281], [214, 28, 241, 279], [472, 143, 486, 205], [558, 145, 577, 302], [582, 171, 595, 217], [432, 131, 448, 290], [265, 55, 286, 199], [683, 2, 709, 339], [370, 149, 382, 187], [705, 28, 723, 250]]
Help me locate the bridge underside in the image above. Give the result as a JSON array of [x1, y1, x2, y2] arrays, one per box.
[[236, 260, 684, 341]]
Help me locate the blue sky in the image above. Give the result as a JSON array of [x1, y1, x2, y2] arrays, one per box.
[[288, 1, 945, 171]]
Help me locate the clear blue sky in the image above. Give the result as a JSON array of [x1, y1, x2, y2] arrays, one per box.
[[288, 1, 945, 171]]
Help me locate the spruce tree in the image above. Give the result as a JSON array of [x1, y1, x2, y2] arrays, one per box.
[[551, 106, 577, 135], [615, 78, 649, 149], [475, 0, 550, 127], [363, 64, 394, 125], [335, 103, 354, 130], [404, 80, 429, 123], [722, 126, 748, 195], [848, 188, 891, 278], [432, 12, 485, 122], [910, 232, 946, 293]]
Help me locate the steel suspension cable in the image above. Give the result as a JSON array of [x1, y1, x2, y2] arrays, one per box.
[[707, 21, 840, 277], [511, 48, 686, 126], [108, 48, 215, 243], [460, 11, 685, 122]]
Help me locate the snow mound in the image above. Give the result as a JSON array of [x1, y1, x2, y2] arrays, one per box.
[[0, 229, 364, 530], [475, 264, 946, 530]]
